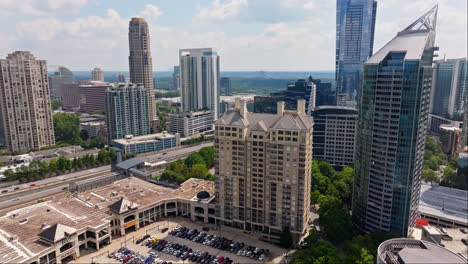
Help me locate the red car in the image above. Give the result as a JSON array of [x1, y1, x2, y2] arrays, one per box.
[[218, 257, 224, 263], [29, 184, 36, 187], [123, 257, 131, 263]]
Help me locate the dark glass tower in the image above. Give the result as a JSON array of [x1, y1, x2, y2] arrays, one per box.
[[336, 0, 377, 106], [352, 6, 438, 237]]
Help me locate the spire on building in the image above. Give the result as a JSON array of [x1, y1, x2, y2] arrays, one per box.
[[399, 4, 438, 35]]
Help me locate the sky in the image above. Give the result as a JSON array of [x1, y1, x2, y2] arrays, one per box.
[[0, 0, 466, 71]]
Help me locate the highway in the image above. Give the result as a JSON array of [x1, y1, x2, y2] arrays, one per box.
[[0, 142, 214, 209]]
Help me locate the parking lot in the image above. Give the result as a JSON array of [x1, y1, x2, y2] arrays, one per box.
[[76, 217, 288, 264]]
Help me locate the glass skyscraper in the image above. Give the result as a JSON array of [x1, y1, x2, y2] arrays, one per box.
[[352, 6, 438, 237], [336, 0, 377, 106]]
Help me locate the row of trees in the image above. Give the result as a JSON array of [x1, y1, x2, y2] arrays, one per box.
[[156, 146, 215, 184], [3, 148, 116, 183], [53, 112, 106, 149], [291, 160, 399, 264], [181, 134, 215, 145]]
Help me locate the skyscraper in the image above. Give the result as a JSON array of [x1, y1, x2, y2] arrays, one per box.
[[220, 77, 232, 96], [118, 73, 125, 82], [430, 58, 467, 119], [105, 83, 150, 143], [48, 65, 74, 100], [179, 48, 220, 120], [91, 67, 104, 82], [171, 66, 180, 91], [128, 18, 158, 131], [336, 0, 377, 106], [352, 6, 438, 236], [214, 99, 313, 244], [0, 51, 55, 152]]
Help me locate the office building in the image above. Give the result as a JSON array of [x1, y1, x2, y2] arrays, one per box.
[[311, 76, 336, 106], [0, 51, 55, 152], [180, 48, 220, 120], [462, 106, 468, 148], [352, 6, 438, 237], [91, 67, 104, 82], [171, 66, 180, 91], [214, 99, 313, 244], [377, 238, 467, 264], [61, 83, 80, 110], [78, 81, 109, 113], [80, 122, 105, 139], [253, 77, 317, 114], [220, 77, 232, 96], [48, 65, 74, 100], [105, 83, 150, 143], [0, 177, 216, 264], [128, 18, 158, 131], [169, 111, 213, 137], [430, 58, 467, 119], [439, 126, 462, 156], [118, 73, 125, 82], [312, 106, 358, 169], [336, 0, 377, 106], [112, 132, 180, 155], [427, 114, 463, 136]]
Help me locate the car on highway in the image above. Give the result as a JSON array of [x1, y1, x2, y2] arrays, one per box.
[[29, 184, 36, 187], [14, 187, 20, 190], [62, 186, 68, 190], [1, 190, 8, 193], [12, 198, 19, 201]]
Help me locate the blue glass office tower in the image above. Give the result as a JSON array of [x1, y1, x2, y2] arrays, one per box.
[[336, 0, 377, 106], [352, 6, 438, 237]]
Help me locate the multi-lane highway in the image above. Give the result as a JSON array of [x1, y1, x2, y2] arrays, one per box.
[[0, 142, 214, 209]]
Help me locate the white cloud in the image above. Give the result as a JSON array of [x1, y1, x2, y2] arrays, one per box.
[[139, 4, 163, 21], [194, 0, 248, 23], [0, 0, 88, 16]]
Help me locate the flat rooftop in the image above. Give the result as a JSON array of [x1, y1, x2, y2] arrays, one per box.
[[419, 183, 468, 225], [0, 177, 214, 263], [113, 132, 177, 144]]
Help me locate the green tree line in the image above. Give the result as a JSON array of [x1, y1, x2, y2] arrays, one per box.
[[3, 148, 116, 183], [155, 146, 215, 184]]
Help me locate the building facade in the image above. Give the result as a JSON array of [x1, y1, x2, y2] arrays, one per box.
[[0, 51, 56, 152], [439, 126, 462, 156], [336, 0, 377, 106], [430, 58, 467, 119], [118, 73, 125, 82], [180, 48, 220, 120], [48, 66, 74, 100], [220, 77, 232, 96], [91, 67, 104, 82], [78, 81, 109, 113], [312, 106, 358, 169], [352, 6, 438, 237], [128, 18, 158, 131], [105, 83, 150, 143], [112, 132, 180, 155], [172, 66, 180, 91], [169, 111, 213, 137], [214, 99, 313, 244], [427, 114, 463, 136]]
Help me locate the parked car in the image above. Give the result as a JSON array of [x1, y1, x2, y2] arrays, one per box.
[[29, 184, 36, 187]]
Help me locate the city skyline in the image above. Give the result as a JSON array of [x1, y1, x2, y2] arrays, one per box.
[[0, 0, 466, 71]]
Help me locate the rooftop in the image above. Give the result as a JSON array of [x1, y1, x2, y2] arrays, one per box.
[[419, 183, 468, 225], [0, 177, 214, 263], [112, 132, 178, 145]]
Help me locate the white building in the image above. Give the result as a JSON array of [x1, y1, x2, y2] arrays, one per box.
[[169, 111, 213, 137], [179, 48, 220, 120]]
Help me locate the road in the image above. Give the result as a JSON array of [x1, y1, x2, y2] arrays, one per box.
[[0, 184, 67, 209], [143, 142, 214, 163]]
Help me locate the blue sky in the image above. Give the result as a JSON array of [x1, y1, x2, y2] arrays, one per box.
[[0, 0, 466, 71]]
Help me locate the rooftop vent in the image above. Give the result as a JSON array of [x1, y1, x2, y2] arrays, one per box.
[[9, 235, 17, 241], [101, 198, 106, 202], [10, 213, 18, 219], [46, 209, 50, 212], [19, 218, 27, 224], [111, 191, 118, 196], [41, 223, 49, 229]]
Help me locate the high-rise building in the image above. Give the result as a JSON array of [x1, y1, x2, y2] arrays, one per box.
[[462, 106, 468, 149], [310, 76, 336, 106], [220, 77, 232, 96], [253, 78, 316, 114], [180, 48, 220, 120], [128, 18, 158, 131], [48, 65, 74, 100], [118, 73, 126, 83], [0, 51, 55, 152], [352, 6, 438, 237], [78, 81, 109, 114], [312, 106, 358, 169], [430, 58, 467, 119], [171, 66, 180, 91], [439, 126, 462, 156], [105, 83, 150, 143], [91, 67, 104, 82], [214, 99, 313, 244], [336, 0, 377, 106]]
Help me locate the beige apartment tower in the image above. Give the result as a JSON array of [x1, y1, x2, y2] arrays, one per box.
[[128, 17, 158, 132], [214, 99, 313, 244], [91, 67, 104, 82], [0, 51, 55, 152]]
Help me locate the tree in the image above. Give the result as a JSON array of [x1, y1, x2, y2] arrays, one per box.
[[57, 155, 69, 172], [158, 170, 185, 184], [449, 156, 459, 168], [92, 110, 105, 115], [51, 99, 63, 110], [422, 169, 439, 183], [279, 226, 293, 249], [97, 148, 110, 164], [310, 190, 322, 205], [318, 161, 336, 179], [443, 166, 455, 179], [291, 234, 341, 264], [53, 113, 81, 145], [184, 153, 206, 168], [49, 159, 58, 175], [109, 148, 117, 162], [199, 146, 215, 168], [80, 129, 89, 141], [189, 163, 209, 179], [356, 248, 374, 264], [318, 195, 353, 242]]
